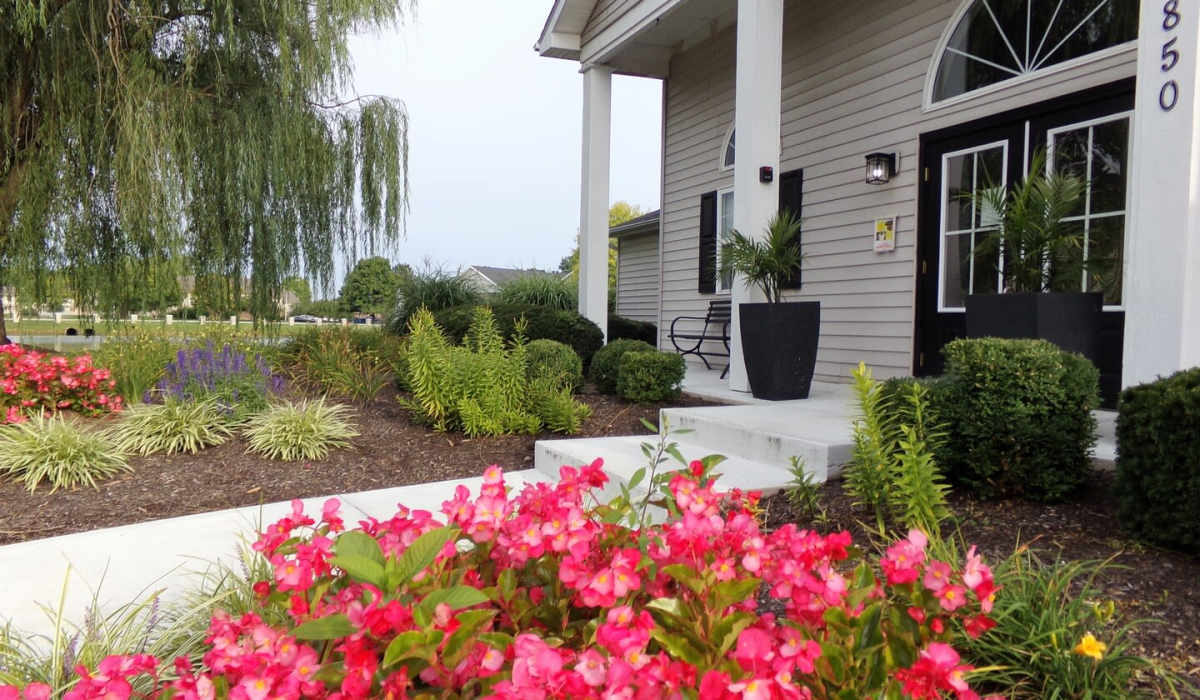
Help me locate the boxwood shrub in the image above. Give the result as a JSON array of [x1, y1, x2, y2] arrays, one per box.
[[430, 304, 604, 371], [525, 339, 584, 393], [935, 338, 1099, 502], [608, 315, 657, 345], [589, 339, 655, 394], [1115, 367, 1200, 552], [616, 350, 685, 403]]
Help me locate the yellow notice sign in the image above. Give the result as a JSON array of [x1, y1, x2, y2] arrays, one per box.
[[874, 217, 897, 253]]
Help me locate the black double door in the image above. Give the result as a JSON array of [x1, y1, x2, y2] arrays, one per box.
[[914, 80, 1134, 404]]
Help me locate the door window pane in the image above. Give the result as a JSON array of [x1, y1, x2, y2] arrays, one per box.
[[717, 190, 735, 291], [940, 142, 1006, 309], [1049, 114, 1130, 305]]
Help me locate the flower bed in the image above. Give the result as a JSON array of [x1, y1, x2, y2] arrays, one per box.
[[0, 345, 122, 423], [2, 463, 1002, 699]]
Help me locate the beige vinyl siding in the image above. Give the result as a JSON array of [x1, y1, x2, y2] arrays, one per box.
[[658, 0, 1137, 382], [616, 232, 660, 328], [582, 0, 641, 45]]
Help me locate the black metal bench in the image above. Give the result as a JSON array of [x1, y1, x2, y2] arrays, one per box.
[[669, 299, 732, 378]]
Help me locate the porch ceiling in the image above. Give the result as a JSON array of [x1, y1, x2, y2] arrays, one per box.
[[537, 0, 735, 78]]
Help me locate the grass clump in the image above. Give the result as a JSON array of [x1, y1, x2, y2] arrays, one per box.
[[0, 415, 129, 492], [498, 275, 577, 310], [388, 267, 482, 334], [112, 398, 234, 455], [280, 327, 398, 403], [243, 399, 359, 461]]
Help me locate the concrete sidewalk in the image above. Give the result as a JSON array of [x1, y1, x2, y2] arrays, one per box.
[[0, 471, 537, 639]]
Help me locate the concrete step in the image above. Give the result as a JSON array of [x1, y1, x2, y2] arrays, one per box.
[[534, 435, 797, 504], [659, 403, 855, 482]]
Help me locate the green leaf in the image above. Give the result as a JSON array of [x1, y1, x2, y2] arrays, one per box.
[[382, 629, 445, 669], [291, 614, 356, 640], [498, 569, 517, 601], [713, 578, 760, 611], [856, 603, 884, 652], [646, 597, 685, 617], [329, 554, 385, 588], [626, 466, 647, 491], [639, 418, 658, 433], [418, 585, 489, 616], [442, 609, 499, 664], [393, 526, 459, 584], [478, 632, 514, 650], [662, 564, 706, 596], [665, 445, 686, 466], [713, 611, 756, 656], [335, 531, 385, 565], [651, 628, 705, 666]]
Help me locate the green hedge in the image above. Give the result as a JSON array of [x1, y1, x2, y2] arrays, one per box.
[[935, 338, 1099, 502], [617, 350, 685, 403], [430, 304, 604, 371], [589, 339, 655, 394], [1116, 367, 1200, 551], [525, 339, 584, 393], [608, 315, 657, 345]]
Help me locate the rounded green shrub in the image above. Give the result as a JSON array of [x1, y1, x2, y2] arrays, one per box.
[[243, 399, 359, 461], [1115, 366, 1200, 552], [525, 339, 584, 392], [431, 304, 603, 370], [608, 315, 657, 345], [588, 339, 654, 394], [0, 415, 129, 492], [616, 350, 685, 403], [113, 398, 234, 455], [936, 337, 1099, 502]]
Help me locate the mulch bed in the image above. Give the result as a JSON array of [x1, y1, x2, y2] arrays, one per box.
[[760, 472, 1200, 689], [0, 387, 716, 546]]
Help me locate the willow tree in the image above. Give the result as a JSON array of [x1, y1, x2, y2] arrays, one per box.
[[0, 0, 411, 339]]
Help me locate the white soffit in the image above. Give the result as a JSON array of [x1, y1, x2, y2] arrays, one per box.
[[536, 0, 596, 59]]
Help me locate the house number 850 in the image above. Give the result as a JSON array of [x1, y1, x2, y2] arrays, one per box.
[[1160, 0, 1181, 111]]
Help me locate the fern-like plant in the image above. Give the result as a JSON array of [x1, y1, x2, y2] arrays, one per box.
[[243, 399, 359, 461], [846, 363, 895, 532], [401, 307, 590, 436], [0, 415, 130, 492], [845, 362, 951, 536], [112, 398, 234, 456]]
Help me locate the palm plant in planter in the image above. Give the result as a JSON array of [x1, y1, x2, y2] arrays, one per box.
[[966, 151, 1103, 363], [720, 210, 820, 400]]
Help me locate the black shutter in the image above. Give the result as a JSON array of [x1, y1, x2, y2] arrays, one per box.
[[698, 190, 717, 294], [778, 168, 804, 289]]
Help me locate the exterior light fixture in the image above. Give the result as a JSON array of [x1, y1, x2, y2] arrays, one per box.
[[865, 152, 898, 185]]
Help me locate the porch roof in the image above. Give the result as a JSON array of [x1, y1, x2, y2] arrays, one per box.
[[536, 0, 735, 78]]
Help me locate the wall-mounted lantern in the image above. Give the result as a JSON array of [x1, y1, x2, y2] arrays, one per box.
[[865, 152, 898, 185]]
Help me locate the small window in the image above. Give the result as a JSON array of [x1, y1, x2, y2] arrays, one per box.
[[720, 127, 735, 170], [930, 0, 1137, 103], [716, 188, 735, 292]]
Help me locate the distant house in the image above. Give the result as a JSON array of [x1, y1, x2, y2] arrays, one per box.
[[610, 210, 659, 327], [459, 266, 563, 295]]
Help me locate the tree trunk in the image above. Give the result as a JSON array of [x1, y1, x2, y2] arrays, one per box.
[[0, 292, 9, 345]]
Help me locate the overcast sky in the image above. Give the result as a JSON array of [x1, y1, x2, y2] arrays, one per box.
[[345, 1, 662, 280]]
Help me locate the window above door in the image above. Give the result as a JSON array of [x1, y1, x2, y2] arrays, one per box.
[[927, 0, 1138, 107]]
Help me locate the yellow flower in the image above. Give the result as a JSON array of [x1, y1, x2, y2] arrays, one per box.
[[1073, 632, 1107, 660]]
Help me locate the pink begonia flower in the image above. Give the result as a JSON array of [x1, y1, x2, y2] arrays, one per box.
[[962, 545, 994, 592], [922, 560, 953, 592], [936, 584, 969, 612], [575, 649, 607, 687]]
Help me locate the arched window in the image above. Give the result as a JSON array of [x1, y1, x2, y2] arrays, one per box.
[[929, 0, 1138, 104]]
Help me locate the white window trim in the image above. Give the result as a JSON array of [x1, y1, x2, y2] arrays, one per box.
[[938, 139, 1009, 312], [1046, 110, 1134, 311], [715, 186, 735, 294], [921, 0, 1138, 112], [717, 123, 735, 172]]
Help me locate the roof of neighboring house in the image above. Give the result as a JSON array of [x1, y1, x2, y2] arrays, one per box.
[[465, 266, 561, 288], [609, 210, 660, 238]]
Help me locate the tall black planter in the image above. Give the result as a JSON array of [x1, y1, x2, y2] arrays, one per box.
[[738, 301, 820, 400], [965, 291, 1103, 362]]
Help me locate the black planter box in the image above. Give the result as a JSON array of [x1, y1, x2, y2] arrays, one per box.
[[738, 301, 820, 400], [965, 292, 1103, 363]]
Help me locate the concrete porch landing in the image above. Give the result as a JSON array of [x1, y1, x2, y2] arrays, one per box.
[[535, 371, 858, 498]]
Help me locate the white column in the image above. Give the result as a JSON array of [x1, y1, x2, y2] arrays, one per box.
[[1123, 0, 1200, 386], [728, 0, 784, 391], [579, 65, 613, 341]]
